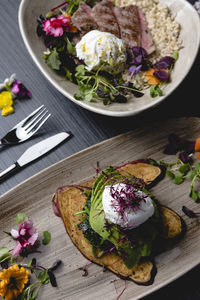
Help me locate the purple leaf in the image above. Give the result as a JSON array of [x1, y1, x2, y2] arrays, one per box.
[[154, 70, 169, 81], [179, 151, 191, 163], [155, 56, 175, 69]]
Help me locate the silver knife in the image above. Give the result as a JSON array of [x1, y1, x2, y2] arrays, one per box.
[[0, 132, 71, 181]]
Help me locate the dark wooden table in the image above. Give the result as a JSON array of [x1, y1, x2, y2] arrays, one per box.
[[0, 0, 200, 299]]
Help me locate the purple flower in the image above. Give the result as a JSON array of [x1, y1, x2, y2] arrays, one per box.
[[155, 56, 175, 69], [164, 134, 195, 156], [154, 70, 169, 81], [11, 220, 38, 257], [179, 151, 191, 163], [11, 80, 32, 99], [131, 47, 147, 65], [128, 65, 142, 78]]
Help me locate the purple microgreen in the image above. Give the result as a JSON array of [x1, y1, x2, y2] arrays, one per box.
[[182, 205, 198, 218], [155, 56, 175, 69], [128, 65, 142, 78], [153, 70, 169, 81], [79, 263, 89, 276], [179, 152, 191, 163]]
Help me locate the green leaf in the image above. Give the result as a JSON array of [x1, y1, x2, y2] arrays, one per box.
[[74, 93, 83, 100], [66, 38, 76, 55], [85, 93, 93, 102], [166, 169, 175, 179], [173, 173, 184, 185], [65, 69, 73, 82], [186, 170, 196, 180], [0, 247, 9, 261], [179, 163, 190, 175], [46, 48, 61, 70], [150, 85, 163, 98], [16, 212, 28, 224], [172, 50, 179, 61], [195, 163, 200, 172], [42, 231, 51, 245], [191, 189, 198, 201], [38, 269, 49, 284]]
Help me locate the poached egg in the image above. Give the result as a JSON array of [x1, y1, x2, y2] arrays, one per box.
[[75, 30, 127, 73], [102, 183, 154, 229]]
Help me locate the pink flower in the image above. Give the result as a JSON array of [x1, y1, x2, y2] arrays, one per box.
[[11, 220, 38, 257], [43, 15, 71, 37]]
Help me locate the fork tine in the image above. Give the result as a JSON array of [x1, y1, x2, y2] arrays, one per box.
[[26, 113, 51, 134], [23, 106, 48, 130], [13, 105, 45, 129]]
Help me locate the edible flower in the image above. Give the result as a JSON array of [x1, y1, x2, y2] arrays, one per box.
[[131, 47, 147, 65], [128, 65, 142, 78], [43, 14, 77, 37], [155, 56, 175, 69], [0, 74, 16, 90], [11, 220, 38, 257], [0, 264, 29, 300], [0, 91, 14, 116], [11, 80, 32, 99], [0, 74, 32, 116], [145, 69, 161, 85]]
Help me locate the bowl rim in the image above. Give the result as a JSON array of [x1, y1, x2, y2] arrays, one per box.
[[18, 0, 200, 117]]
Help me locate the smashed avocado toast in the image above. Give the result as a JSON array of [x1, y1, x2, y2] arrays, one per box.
[[53, 159, 185, 285]]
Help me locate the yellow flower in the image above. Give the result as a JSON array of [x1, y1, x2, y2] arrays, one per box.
[[0, 264, 29, 300], [1, 106, 14, 116], [0, 91, 13, 109], [0, 91, 14, 116]]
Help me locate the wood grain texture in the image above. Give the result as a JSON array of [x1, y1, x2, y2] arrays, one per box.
[[1, 117, 200, 300]]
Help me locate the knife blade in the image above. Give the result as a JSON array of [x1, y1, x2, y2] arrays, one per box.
[[0, 132, 71, 181]]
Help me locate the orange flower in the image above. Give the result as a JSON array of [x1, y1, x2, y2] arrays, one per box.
[[0, 264, 29, 300], [145, 69, 161, 85], [65, 13, 78, 33], [195, 138, 200, 152]]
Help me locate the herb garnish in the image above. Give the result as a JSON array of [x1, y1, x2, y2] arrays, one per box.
[[160, 134, 200, 201], [74, 64, 143, 104]]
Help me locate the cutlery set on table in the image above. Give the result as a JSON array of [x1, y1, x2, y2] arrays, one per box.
[[0, 105, 71, 181]]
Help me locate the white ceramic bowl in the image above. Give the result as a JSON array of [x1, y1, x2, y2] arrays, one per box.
[[18, 0, 200, 117]]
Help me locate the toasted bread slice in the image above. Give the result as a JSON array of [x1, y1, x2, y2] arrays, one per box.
[[52, 160, 183, 285]]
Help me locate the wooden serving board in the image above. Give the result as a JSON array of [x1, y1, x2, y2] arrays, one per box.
[[1, 117, 200, 300]]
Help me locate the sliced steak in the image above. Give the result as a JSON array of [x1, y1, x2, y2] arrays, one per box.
[[71, 2, 98, 35], [91, 0, 120, 38], [113, 5, 140, 49], [137, 7, 155, 54]]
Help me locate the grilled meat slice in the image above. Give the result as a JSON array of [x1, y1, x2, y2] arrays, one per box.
[[71, 2, 98, 35], [137, 7, 155, 54], [113, 5, 141, 49], [91, 0, 120, 38]]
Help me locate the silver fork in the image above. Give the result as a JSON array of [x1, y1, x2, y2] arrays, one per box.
[[0, 105, 51, 145]]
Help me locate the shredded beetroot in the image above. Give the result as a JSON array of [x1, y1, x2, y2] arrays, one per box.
[[113, 279, 127, 300], [51, 1, 68, 11]]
